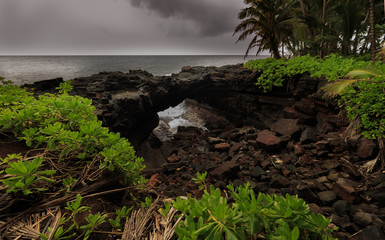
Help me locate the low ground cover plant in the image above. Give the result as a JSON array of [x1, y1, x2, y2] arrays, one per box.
[[162, 173, 337, 240], [244, 54, 378, 92]]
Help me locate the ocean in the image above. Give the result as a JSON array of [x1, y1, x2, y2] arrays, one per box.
[[0, 55, 266, 85]]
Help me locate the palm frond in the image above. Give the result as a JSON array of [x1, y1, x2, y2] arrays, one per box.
[[346, 68, 382, 78], [322, 79, 357, 99]]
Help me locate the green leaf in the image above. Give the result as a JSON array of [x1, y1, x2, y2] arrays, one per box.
[[284, 207, 293, 218], [15, 181, 25, 188], [38, 170, 56, 175], [194, 222, 216, 237], [291, 227, 299, 240]]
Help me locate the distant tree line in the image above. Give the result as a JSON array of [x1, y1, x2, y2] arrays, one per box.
[[234, 0, 385, 59]]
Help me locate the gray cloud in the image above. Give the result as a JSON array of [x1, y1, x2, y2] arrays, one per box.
[[128, 0, 241, 37], [0, 0, 248, 55]]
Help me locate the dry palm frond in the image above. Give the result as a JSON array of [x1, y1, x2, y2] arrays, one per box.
[[122, 198, 161, 240], [122, 198, 182, 240], [322, 67, 383, 100], [0, 177, 117, 234], [2, 211, 50, 240], [345, 68, 381, 78], [45, 209, 62, 240], [322, 79, 358, 99], [159, 207, 184, 240], [0, 193, 15, 213]]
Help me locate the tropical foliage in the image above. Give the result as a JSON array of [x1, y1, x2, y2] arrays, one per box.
[[0, 79, 146, 186], [244, 54, 376, 92], [234, 0, 385, 58], [162, 179, 337, 240]]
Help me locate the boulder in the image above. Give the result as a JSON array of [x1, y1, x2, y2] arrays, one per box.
[[357, 137, 376, 159], [317, 190, 337, 202], [300, 127, 319, 143], [256, 130, 282, 149], [270, 118, 301, 138], [283, 106, 299, 119]]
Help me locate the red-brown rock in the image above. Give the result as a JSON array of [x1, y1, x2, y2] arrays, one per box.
[[357, 137, 376, 159], [214, 142, 231, 151], [210, 160, 238, 178], [283, 106, 299, 119], [270, 118, 301, 137], [257, 130, 281, 149]]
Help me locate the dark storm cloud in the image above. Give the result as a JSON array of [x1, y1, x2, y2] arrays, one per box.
[[129, 0, 240, 37], [0, 0, 248, 55]]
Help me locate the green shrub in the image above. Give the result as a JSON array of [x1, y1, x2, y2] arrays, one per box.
[[340, 75, 385, 139], [162, 183, 336, 240], [2, 157, 56, 195], [0, 79, 145, 185], [244, 54, 373, 92]]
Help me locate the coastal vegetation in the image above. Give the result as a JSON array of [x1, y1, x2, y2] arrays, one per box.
[[0, 78, 147, 239], [163, 175, 336, 240], [0, 77, 339, 239], [244, 54, 385, 172]]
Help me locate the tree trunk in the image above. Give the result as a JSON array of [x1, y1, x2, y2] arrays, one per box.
[[369, 0, 376, 63], [320, 0, 329, 58], [299, 0, 307, 17], [271, 36, 281, 59]]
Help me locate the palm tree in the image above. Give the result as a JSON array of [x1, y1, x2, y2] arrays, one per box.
[[234, 0, 294, 59], [369, 0, 376, 62]]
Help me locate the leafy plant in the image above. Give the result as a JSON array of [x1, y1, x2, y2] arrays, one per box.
[[40, 217, 76, 240], [160, 201, 172, 218], [2, 157, 56, 195], [65, 194, 91, 229], [80, 212, 107, 240], [163, 183, 337, 240], [0, 80, 146, 185], [244, 54, 374, 92], [192, 171, 207, 191], [62, 176, 77, 194], [56, 81, 73, 94], [141, 196, 153, 208], [109, 206, 133, 230]]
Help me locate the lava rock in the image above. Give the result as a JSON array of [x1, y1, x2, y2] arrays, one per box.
[[317, 191, 337, 202], [210, 160, 238, 179], [270, 118, 301, 138], [353, 211, 373, 227], [332, 200, 349, 216], [256, 130, 281, 150], [357, 137, 376, 159], [249, 166, 266, 178]]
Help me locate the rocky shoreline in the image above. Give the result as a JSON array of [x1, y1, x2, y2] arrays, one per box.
[[26, 64, 385, 239]]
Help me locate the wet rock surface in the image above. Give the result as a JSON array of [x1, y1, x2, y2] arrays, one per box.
[[27, 64, 385, 239]]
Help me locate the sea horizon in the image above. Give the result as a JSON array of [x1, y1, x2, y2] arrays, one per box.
[[0, 55, 268, 85]]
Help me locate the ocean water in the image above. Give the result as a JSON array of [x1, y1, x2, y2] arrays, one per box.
[[0, 55, 266, 85]]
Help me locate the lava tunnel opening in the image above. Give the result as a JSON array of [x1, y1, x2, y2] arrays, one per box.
[[137, 98, 234, 173]]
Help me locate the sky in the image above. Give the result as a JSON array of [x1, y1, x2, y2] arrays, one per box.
[[0, 0, 252, 55]]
